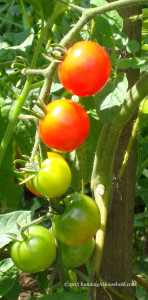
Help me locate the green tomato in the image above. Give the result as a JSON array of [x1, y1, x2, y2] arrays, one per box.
[[34, 157, 71, 198], [61, 238, 95, 268], [10, 225, 56, 273], [52, 193, 101, 246]]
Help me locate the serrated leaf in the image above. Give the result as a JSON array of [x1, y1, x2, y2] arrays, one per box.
[[0, 211, 32, 248], [0, 258, 20, 297], [41, 291, 88, 300], [91, 0, 123, 48], [95, 73, 128, 124]]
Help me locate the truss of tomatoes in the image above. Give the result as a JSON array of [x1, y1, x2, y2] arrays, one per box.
[[16, 41, 108, 274]]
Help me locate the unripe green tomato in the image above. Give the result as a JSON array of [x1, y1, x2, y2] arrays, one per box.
[[61, 238, 95, 267], [10, 225, 56, 273], [34, 157, 71, 198], [52, 193, 101, 246]]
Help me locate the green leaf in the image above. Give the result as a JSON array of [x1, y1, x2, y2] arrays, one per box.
[[67, 97, 101, 191], [24, 0, 55, 20], [95, 73, 128, 124], [130, 57, 146, 69], [126, 40, 140, 53], [0, 258, 19, 297], [133, 256, 148, 278], [0, 211, 32, 248], [4, 28, 34, 46], [41, 291, 88, 300], [91, 0, 123, 48], [134, 211, 148, 227], [4, 277, 20, 300]]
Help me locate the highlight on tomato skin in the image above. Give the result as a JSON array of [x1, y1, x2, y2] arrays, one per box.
[[39, 99, 90, 152], [58, 41, 111, 97]]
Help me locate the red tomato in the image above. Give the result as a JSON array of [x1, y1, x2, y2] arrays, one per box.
[[39, 99, 90, 152], [58, 41, 111, 97]]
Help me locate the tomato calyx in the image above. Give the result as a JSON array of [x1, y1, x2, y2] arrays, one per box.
[[44, 44, 67, 62]]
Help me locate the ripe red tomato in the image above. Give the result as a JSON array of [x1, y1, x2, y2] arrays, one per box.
[[10, 225, 56, 273], [34, 156, 71, 198], [52, 193, 101, 246], [58, 41, 111, 97], [61, 238, 95, 267], [39, 99, 90, 152]]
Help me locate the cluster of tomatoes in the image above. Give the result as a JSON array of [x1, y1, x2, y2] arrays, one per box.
[[10, 41, 111, 273]]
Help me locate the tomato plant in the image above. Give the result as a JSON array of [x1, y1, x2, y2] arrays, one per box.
[[10, 225, 56, 273], [58, 41, 111, 97], [61, 238, 95, 268], [34, 156, 71, 198], [52, 193, 101, 246], [39, 99, 90, 152]]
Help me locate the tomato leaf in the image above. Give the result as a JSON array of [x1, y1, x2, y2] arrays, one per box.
[[0, 258, 20, 297], [95, 72, 128, 124], [67, 97, 101, 191], [0, 211, 32, 248]]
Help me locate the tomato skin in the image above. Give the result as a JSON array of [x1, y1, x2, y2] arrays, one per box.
[[25, 175, 44, 197], [10, 225, 56, 273], [34, 157, 71, 198], [61, 238, 95, 267], [58, 41, 111, 97], [52, 193, 101, 246], [39, 99, 90, 152]]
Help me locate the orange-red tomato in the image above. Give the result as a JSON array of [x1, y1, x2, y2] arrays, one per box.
[[39, 99, 90, 152], [58, 41, 111, 97]]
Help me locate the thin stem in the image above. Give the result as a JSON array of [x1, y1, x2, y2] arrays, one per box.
[[20, 212, 53, 233], [118, 99, 146, 179], [29, 80, 44, 90], [132, 273, 148, 293], [81, 146, 85, 194], [56, 239, 69, 291], [0, 78, 32, 167], [20, 0, 31, 28], [0, 79, 21, 100], [98, 275, 135, 300], [136, 155, 148, 181], [56, 0, 85, 13]]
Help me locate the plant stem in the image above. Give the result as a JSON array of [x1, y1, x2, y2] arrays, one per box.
[[0, 78, 32, 167], [118, 99, 146, 179], [20, 212, 53, 233], [136, 155, 148, 181], [56, 239, 69, 291], [20, 0, 31, 28], [132, 273, 148, 293]]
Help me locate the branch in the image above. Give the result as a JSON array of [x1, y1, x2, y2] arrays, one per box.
[[56, 0, 85, 13], [20, 212, 53, 233]]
